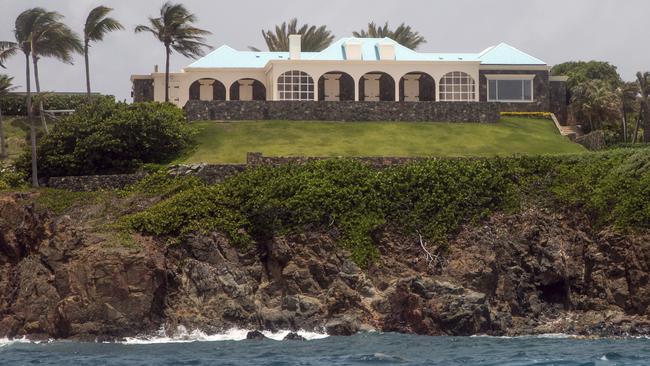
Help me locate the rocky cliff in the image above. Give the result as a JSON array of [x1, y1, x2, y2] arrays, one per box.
[[1, 192, 649, 340]]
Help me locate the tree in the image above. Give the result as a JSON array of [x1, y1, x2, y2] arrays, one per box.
[[135, 2, 211, 103], [353, 22, 426, 50], [0, 74, 17, 159], [571, 80, 620, 133], [28, 12, 83, 134], [249, 18, 334, 52], [0, 7, 61, 187], [83, 6, 123, 99], [551, 61, 622, 92], [618, 82, 639, 143], [637, 72, 650, 143]]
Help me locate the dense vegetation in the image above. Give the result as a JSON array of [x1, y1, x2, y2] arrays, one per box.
[[0, 94, 115, 116], [123, 147, 650, 265], [15, 100, 195, 177]]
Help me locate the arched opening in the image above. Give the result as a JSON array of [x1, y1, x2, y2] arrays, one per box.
[[399, 72, 435, 102], [189, 78, 226, 101], [277, 70, 314, 101], [318, 71, 354, 101], [359, 72, 395, 101], [229, 78, 266, 101], [439, 71, 476, 102]]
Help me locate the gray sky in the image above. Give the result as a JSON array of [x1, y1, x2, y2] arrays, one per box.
[[1, 0, 648, 101]]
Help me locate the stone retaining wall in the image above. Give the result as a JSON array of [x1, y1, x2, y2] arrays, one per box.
[[184, 100, 501, 123], [47, 173, 147, 191]]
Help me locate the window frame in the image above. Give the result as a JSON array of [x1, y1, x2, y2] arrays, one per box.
[[277, 70, 314, 101], [486, 74, 535, 103], [439, 71, 476, 102]]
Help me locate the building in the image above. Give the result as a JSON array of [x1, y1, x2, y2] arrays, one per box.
[[131, 35, 568, 120]]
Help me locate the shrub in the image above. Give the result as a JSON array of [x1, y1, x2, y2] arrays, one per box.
[[0, 94, 115, 116], [16, 100, 196, 177], [0, 162, 26, 190], [500, 112, 553, 119]]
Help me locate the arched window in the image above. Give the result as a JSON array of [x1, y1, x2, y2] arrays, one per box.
[[277, 70, 314, 101], [439, 72, 476, 101]]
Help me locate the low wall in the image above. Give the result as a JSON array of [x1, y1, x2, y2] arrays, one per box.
[[47, 173, 147, 191], [246, 152, 423, 167], [184, 100, 501, 123]]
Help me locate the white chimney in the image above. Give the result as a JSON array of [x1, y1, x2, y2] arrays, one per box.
[[377, 40, 395, 60], [344, 40, 362, 60], [289, 34, 301, 60]]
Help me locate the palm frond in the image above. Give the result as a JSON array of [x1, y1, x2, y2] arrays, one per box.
[[85, 6, 124, 42], [254, 18, 334, 52], [0, 41, 19, 68], [353, 21, 426, 50]]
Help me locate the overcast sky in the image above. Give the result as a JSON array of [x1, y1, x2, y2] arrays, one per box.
[[0, 0, 648, 101]]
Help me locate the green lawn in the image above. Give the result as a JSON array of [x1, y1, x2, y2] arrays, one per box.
[[178, 117, 585, 164], [1, 117, 29, 162]]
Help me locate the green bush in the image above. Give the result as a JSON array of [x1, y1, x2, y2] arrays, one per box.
[[16, 100, 196, 177], [0, 94, 115, 116], [0, 162, 26, 190]]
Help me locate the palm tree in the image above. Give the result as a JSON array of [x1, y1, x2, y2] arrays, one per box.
[[30, 15, 83, 134], [353, 22, 426, 50], [618, 82, 639, 143], [249, 18, 334, 52], [637, 72, 650, 143], [83, 6, 123, 99], [135, 2, 211, 103], [0, 74, 17, 159], [1, 7, 58, 187]]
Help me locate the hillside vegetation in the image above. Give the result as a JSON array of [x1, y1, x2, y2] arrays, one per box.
[[123, 147, 650, 265]]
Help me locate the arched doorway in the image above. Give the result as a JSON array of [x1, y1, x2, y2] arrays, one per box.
[[230, 78, 266, 101], [189, 78, 226, 101], [439, 71, 476, 101], [277, 70, 314, 100], [318, 71, 354, 101], [399, 72, 435, 102], [359, 72, 395, 101]]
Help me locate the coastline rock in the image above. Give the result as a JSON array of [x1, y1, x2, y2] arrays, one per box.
[[1, 192, 650, 340], [283, 332, 306, 341], [246, 330, 266, 340]]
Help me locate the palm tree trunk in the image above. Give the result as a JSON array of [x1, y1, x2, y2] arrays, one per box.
[[0, 107, 6, 159], [633, 115, 641, 143], [31, 54, 48, 134], [622, 108, 628, 143], [84, 41, 91, 100], [26, 52, 38, 187], [643, 101, 650, 143], [165, 44, 170, 103]]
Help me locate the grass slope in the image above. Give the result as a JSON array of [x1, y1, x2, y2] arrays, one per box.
[[178, 117, 585, 164], [1, 117, 29, 161]]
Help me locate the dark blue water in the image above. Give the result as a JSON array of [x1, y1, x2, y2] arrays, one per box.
[[2, 333, 650, 366]]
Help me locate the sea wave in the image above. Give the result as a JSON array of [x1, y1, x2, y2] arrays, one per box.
[[121, 326, 329, 344], [0, 337, 43, 348]]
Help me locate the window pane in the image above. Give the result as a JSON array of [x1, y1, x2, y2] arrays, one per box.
[[488, 80, 497, 100], [523, 80, 532, 100], [497, 80, 523, 100]]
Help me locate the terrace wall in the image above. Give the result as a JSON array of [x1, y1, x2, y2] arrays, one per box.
[[183, 100, 501, 123]]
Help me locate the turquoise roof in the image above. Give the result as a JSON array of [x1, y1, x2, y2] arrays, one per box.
[[185, 39, 546, 69], [477, 43, 546, 65]]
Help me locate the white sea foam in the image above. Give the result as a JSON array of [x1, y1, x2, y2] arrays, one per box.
[[0, 337, 43, 348], [121, 326, 329, 345], [470, 333, 574, 339]]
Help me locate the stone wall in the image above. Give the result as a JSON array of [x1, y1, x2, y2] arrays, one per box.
[[246, 152, 435, 167], [47, 173, 147, 191], [184, 100, 501, 123], [550, 80, 569, 124], [167, 164, 247, 184], [132, 79, 154, 103]]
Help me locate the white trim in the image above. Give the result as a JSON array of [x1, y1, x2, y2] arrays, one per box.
[[485, 74, 535, 80], [550, 75, 569, 82], [487, 77, 534, 102], [480, 65, 550, 71]]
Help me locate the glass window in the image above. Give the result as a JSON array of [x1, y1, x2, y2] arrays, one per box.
[[488, 78, 534, 102], [277, 70, 314, 101], [439, 71, 476, 101]]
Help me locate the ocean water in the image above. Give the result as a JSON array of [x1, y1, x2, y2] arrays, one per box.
[[2, 331, 650, 366]]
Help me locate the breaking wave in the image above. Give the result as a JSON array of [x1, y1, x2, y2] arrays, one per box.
[[121, 326, 329, 344]]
